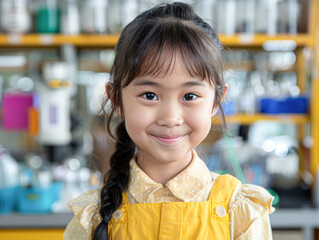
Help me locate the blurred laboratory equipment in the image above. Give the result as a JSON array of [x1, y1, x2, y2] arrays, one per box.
[[108, 0, 139, 34], [0, 0, 32, 33], [0, 146, 19, 189], [81, 0, 108, 34], [37, 61, 72, 146], [214, 0, 237, 34], [0, 146, 19, 214], [2, 91, 34, 131], [51, 153, 99, 213], [236, 0, 255, 34], [36, 0, 60, 33], [60, 0, 80, 35]]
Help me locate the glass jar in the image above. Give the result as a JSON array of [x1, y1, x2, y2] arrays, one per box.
[[286, 0, 300, 34], [0, 0, 32, 33], [107, 0, 138, 34], [277, 0, 300, 34], [214, 0, 237, 34], [36, 0, 61, 33], [255, 0, 269, 33], [81, 0, 108, 34], [60, 0, 80, 34], [236, 0, 255, 34], [193, 0, 217, 28], [267, 0, 278, 35]]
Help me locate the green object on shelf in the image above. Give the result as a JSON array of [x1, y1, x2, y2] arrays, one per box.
[[225, 136, 246, 184], [267, 188, 280, 206], [36, 7, 61, 33]]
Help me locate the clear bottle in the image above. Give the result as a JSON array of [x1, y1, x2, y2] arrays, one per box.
[[254, 0, 269, 33], [80, 0, 108, 34], [107, 0, 138, 34], [107, 0, 123, 34], [267, 0, 278, 35], [0, 0, 32, 33], [236, 0, 255, 34], [287, 0, 300, 34], [277, 0, 299, 34], [193, 0, 217, 28], [60, 0, 80, 35], [215, 0, 237, 34], [0, 146, 19, 188], [277, 0, 288, 33]]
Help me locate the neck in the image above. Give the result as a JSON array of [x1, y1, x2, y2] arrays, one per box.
[[136, 151, 193, 185]]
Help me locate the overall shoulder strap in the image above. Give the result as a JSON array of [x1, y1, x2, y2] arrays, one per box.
[[121, 191, 130, 205], [209, 174, 240, 206]]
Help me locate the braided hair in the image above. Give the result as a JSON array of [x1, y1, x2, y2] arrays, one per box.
[[93, 2, 225, 239]]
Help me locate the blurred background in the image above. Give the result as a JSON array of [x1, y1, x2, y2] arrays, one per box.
[[0, 0, 318, 239]]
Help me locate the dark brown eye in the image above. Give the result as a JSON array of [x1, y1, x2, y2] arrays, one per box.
[[141, 92, 158, 100], [183, 93, 197, 101]]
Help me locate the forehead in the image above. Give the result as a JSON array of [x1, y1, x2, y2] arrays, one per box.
[[131, 55, 212, 90], [136, 47, 204, 82]]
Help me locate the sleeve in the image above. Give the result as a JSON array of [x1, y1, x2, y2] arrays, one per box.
[[228, 184, 275, 240], [63, 189, 102, 240]]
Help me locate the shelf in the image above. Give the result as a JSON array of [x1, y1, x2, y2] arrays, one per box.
[[219, 34, 313, 48], [1, 210, 316, 240], [270, 208, 319, 240], [0, 213, 72, 228], [0, 34, 119, 48], [0, 209, 318, 240], [1, 208, 318, 229], [0, 229, 65, 240], [1, 208, 319, 227], [0, 33, 313, 48], [224, 113, 310, 124]]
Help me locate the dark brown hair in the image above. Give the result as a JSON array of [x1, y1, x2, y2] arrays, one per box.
[[93, 2, 225, 239]]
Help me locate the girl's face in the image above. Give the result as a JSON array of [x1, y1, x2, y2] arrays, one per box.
[[120, 55, 216, 171]]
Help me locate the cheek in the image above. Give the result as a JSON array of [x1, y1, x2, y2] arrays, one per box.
[[189, 105, 213, 136], [123, 105, 154, 140]]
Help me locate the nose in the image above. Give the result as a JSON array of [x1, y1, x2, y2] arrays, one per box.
[[156, 102, 183, 127]]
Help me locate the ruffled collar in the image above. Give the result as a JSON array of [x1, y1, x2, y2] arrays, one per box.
[[128, 150, 212, 203]]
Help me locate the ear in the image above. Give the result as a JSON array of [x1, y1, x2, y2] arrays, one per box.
[[106, 83, 124, 118], [105, 83, 110, 98], [211, 84, 228, 117], [222, 84, 228, 98]]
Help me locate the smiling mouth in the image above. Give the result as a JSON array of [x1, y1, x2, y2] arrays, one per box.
[[153, 135, 184, 144]]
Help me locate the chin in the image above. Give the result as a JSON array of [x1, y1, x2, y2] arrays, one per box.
[[156, 150, 192, 163]]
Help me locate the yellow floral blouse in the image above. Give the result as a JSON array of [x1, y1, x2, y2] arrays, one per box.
[[64, 150, 275, 240]]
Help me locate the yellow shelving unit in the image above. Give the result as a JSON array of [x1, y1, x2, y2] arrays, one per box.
[[0, 1, 318, 239], [311, 80, 319, 177], [0, 2, 316, 176], [226, 114, 310, 125], [0, 34, 119, 48], [219, 34, 313, 47], [0, 33, 314, 48], [0, 229, 64, 240]]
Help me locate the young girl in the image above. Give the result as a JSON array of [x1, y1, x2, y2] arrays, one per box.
[[64, 2, 274, 240]]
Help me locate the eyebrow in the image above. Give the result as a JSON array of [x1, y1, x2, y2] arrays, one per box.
[[183, 80, 206, 87], [133, 79, 161, 87], [132, 78, 207, 88]]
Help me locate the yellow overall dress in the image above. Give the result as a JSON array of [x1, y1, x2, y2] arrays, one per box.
[[108, 174, 240, 239]]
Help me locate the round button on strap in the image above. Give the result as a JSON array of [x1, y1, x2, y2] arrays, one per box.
[[112, 209, 123, 220], [216, 206, 226, 218]]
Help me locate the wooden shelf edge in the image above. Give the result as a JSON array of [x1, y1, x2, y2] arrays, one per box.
[[0, 34, 119, 47], [219, 34, 312, 47], [0, 33, 313, 48], [216, 113, 310, 124]]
